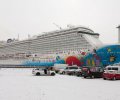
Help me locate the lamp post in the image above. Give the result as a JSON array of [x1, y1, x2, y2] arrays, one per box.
[[117, 25, 120, 43]]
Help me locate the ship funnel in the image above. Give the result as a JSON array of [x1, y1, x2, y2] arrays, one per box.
[[117, 25, 120, 43]]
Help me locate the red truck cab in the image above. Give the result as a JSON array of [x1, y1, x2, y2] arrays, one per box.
[[103, 65, 120, 80]]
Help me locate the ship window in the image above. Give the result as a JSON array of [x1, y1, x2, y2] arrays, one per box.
[[108, 67, 111, 70], [112, 67, 118, 70]]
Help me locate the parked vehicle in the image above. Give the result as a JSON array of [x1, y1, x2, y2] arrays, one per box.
[[103, 65, 120, 80], [32, 68, 56, 76], [58, 68, 66, 74], [75, 67, 82, 76], [81, 67, 104, 78], [62, 66, 80, 75], [54, 64, 68, 73]]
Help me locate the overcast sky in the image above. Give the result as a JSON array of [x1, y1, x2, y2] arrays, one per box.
[[0, 0, 120, 44]]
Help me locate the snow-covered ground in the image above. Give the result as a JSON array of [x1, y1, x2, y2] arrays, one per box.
[[0, 68, 120, 100]]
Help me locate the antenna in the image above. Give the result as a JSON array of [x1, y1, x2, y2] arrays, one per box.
[[28, 34, 30, 39], [53, 23, 62, 30], [18, 34, 19, 40]]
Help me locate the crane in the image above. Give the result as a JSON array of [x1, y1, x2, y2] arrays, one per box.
[[53, 23, 62, 30]]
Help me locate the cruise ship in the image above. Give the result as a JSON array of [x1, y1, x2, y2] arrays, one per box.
[[0, 25, 103, 67]]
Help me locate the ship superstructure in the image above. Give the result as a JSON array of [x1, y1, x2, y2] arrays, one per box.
[[0, 26, 102, 55]]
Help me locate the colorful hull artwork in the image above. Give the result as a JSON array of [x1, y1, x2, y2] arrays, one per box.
[[23, 45, 120, 67], [65, 56, 81, 66], [83, 45, 120, 67], [1, 45, 120, 67]]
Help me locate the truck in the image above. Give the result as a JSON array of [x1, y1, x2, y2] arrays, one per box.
[[81, 67, 104, 78], [103, 65, 120, 80], [32, 67, 56, 76]]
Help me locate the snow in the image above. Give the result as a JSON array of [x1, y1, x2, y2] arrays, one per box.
[[0, 68, 120, 100]]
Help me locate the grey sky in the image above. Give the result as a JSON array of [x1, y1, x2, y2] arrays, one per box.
[[0, 0, 120, 44]]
